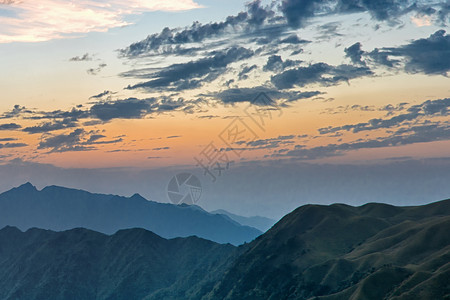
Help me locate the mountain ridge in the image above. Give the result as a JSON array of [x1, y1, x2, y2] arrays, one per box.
[[0, 183, 261, 245]]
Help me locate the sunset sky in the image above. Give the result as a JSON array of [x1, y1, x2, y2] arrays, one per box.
[[0, 0, 449, 218]]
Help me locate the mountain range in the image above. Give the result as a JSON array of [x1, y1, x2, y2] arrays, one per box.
[[0, 189, 449, 299], [0, 183, 261, 245]]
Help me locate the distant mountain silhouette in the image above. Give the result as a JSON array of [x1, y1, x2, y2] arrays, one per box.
[[0, 183, 261, 245], [1, 189, 449, 299], [210, 209, 276, 232]]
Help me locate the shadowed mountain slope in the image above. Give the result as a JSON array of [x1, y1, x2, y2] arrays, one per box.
[[0, 226, 237, 300], [205, 199, 450, 300]]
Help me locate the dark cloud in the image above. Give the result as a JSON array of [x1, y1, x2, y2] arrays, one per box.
[[345, 42, 366, 65], [30, 108, 88, 121], [0, 95, 193, 128], [247, 0, 274, 26], [89, 98, 156, 121], [0, 138, 17, 142], [238, 64, 258, 80], [152, 147, 170, 151], [119, 1, 272, 58], [23, 119, 78, 134], [89, 90, 116, 99], [281, 0, 416, 28], [0, 123, 21, 130], [0, 105, 88, 122], [69, 53, 93, 62], [38, 128, 122, 153], [119, 0, 442, 61], [271, 62, 372, 89], [361, 30, 450, 75], [38, 129, 90, 153], [319, 98, 450, 134], [263, 55, 301, 72], [436, 1, 450, 23], [89, 97, 188, 121], [0, 105, 33, 119], [86, 134, 106, 143], [0, 142, 27, 149], [322, 103, 408, 115], [281, 0, 318, 28], [283, 123, 450, 160], [237, 135, 296, 149], [125, 47, 254, 91], [338, 0, 412, 21], [208, 86, 322, 104]]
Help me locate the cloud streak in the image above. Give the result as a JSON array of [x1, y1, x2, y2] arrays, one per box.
[[0, 0, 202, 43]]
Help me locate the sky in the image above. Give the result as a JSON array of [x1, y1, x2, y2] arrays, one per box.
[[0, 0, 449, 219]]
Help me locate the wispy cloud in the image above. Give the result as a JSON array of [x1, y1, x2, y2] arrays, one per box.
[[0, 0, 202, 43]]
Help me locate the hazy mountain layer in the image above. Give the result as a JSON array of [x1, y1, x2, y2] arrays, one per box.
[[0, 183, 261, 245], [210, 209, 276, 232]]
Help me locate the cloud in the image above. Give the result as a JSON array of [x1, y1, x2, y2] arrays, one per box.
[[0, 105, 32, 119], [236, 135, 296, 150], [89, 98, 156, 121], [118, 0, 445, 59], [280, 0, 318, 28], [69, 53, 93, 62], [263, 55, 301, 72], [281, 0, 419, 28], [271, 62, 373, 89], [339, 0, 414, 21], [0, 0, 202, 43], [37, 128, 122, 152], [152, 147, 170, 151], [319, 98, 450, 134], [119, 1, 272, 58], [87, 63, 107, 75], [0, 123, 21, 130], [38, 128, 89, 152], [207, 86, 322, 105], [89, 90, 116, 99], [23, 119, 78, 134], [0, 142, 27, 149], [89, 96, 188, 121], [281, 123, 450, 160], [355, 30, 450, 75], [125, 46, 254, 91], [238, 64, 258, 80], [0, 96, 195, 130], [345, 42, 366, 65], [0, 138, 17, 142]]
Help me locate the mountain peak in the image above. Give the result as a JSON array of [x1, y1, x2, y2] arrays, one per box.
[[18, 182, 37, 191]]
